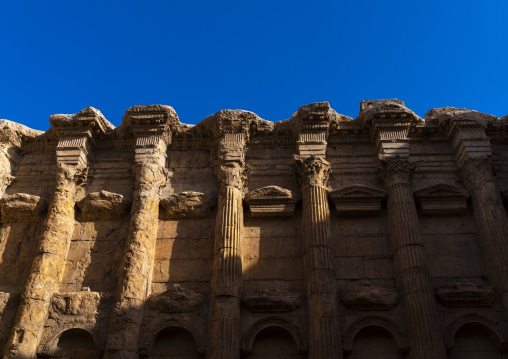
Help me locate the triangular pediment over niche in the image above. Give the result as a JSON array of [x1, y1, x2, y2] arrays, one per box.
[[329, 185, 386, 200], [329, 185, 386, 215], [414, 183, 469, 199], [245, 186, 298, 217], [414, 184, 469, 215]]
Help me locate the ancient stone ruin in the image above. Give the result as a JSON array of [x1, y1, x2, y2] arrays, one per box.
[[0, 100, 507, 358]]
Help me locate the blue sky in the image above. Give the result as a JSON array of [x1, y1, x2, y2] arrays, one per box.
[[1, 1, 507, 130]]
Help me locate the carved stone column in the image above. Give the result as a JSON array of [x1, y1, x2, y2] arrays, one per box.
[[379, 155, 447, 359], [3, 164, 85, 359], [207, 134, 247, 359], [104, 163, 166, 359], [435, 110, 508, 317], [460, 157, 508, 313], [3, 107, 112, 359], [104, 105, 176, 359], [294, 155, 342, 359]]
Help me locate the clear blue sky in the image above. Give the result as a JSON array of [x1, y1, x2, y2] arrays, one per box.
[[1, 1, 507, 130]]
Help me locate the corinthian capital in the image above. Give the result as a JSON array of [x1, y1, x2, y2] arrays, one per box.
[[56, 163, 88, 187], [459, 156, 493, 188], [217, 162, 249, 190], [293, 155, 332, 189], [132, 162, 168, 193], [378, 155, 414, 187]]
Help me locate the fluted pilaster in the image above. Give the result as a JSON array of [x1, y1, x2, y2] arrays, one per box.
[[207, 136, 247, 359], [3, 164, 86, 359], [294, 155, 342, 359], [104, 162, 166, 359], [379, 155, 446, 359], [460, 157, 508, 314]]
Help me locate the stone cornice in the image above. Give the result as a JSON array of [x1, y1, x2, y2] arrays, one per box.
[[49, 107, 114, 140], [49, 107, 115, 166], [122, 105, 180, 144], [191, 109, 271, 144]]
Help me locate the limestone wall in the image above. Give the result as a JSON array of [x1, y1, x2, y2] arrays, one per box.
[[0, 101, 507, 358]]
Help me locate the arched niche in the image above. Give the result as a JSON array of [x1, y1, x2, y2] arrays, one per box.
[[147, 327, 201, 358], [241, 316, 307, 356], [446, 315, 508, 358], [43, 328, 100, 358], [139, 319, 205, 358], [342, 316, 408, 355]]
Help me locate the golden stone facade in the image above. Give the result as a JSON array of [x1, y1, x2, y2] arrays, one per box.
[[0, 100, 507, 358]]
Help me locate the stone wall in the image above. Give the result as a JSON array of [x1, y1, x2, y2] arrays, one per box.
[[0, 101, 507, 358]]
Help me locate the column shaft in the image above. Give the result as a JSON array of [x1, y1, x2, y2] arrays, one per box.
[[104, 163, 164, 359], [386, 180, 446, 359], [295, 155, 341, 359], [207, 185, 243, 359], [3, 164, 83, 359], [461, 158, 508, 312], [301, 184, 341, 359]]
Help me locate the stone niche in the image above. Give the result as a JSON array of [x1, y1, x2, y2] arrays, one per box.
[[244, 186, 298, 217], [0, 193, 48, 222], [159, 192, 215, 219], [328, 185, 386, 215], [77, 190, 131, 221], [414, 184, 469, 215]]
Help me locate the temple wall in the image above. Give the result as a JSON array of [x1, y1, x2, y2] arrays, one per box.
[[0, 101, 507, 358]]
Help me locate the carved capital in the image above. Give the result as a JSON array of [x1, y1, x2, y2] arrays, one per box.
[[217, 162, 249, 190], [459, 156, 493, 188], [293, 155, 331, 189], [132, 162, 168, 193], [56, 163, 88, 188], [378, 155, 414, 186]]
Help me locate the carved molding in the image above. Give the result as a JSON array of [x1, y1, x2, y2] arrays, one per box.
[[0, 193, 48, 222], [245, 186, 298, 217], [39, 326, 101, 358], [160, 192, 215, 219], [293, 155, 331, 189], [123, 105, 180, 143], [49, 291, 102, 318], [342, 316, 409, 354], [146, 287, 207, 314], [329, 185, 385, 215], [340, 285, 400, 311], [242, 287, 303, 312], [241, 316, 308, 355], [378, 155, 414, 186], [77, 190, 131, 221], [49, 107, 114, 139], [444, 314, 507, 351], [414, 184, 469, 215], [437, 282, 494, 308]]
